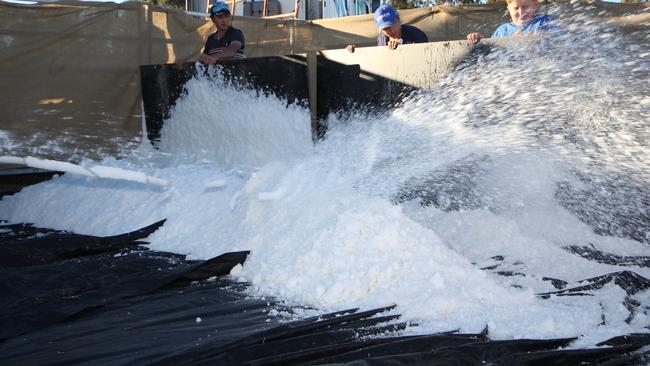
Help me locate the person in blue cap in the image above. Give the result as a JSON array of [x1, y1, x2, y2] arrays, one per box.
[[347, 4, 428, 52], [199, 2, 245, 64], [467, 0, 555, 44]]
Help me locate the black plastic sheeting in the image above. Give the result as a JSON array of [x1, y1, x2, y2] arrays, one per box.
[[2, 221, 650, 365], [0, 170, 62, 198]]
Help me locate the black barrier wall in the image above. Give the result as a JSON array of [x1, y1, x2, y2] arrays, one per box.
[[140, 56, 310, 144], [140, 54, 414, 143]]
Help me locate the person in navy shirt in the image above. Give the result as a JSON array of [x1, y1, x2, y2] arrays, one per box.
[[199, 2, 245, 64], [347, 4, 428, 53], [467, 0, 555, 44]]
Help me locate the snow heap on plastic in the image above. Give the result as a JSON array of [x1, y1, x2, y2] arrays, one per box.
[[1, 17, 649, 347]]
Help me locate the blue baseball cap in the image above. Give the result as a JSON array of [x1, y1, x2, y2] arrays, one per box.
[[374, 4, 399, 31], [210, 2, 231, 17]]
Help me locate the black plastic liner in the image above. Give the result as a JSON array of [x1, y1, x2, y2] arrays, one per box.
[[1, 221, 650, 365]]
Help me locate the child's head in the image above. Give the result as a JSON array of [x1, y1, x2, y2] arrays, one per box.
[[209, 2, 232, 31], [505, 0, 540, 26], [374, 4, 402, 39]]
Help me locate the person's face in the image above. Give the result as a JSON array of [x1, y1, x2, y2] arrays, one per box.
[[507, 0, 540, 26], [211, 13, 231, 31], [381, 22, 402, 39]]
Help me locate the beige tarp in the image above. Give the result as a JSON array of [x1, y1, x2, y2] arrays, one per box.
[[0, 0, 648, 161]]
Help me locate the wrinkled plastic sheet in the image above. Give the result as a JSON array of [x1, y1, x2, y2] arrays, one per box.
[[2, 220, 650, 366]]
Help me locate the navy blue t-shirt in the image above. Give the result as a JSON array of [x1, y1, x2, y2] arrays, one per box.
[[377, 24, 428, 47], [203, 26, 245, 59]]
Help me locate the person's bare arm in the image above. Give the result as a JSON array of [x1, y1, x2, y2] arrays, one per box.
[[174, 51, 202, 69], [200, 41, 243, 64]]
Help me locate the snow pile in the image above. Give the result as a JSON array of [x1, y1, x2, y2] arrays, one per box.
[[157, 68, 312, 168], [1, 18, 649, 347]]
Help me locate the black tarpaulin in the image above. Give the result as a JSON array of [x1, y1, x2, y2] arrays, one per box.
[[1, 221, 650, 365]]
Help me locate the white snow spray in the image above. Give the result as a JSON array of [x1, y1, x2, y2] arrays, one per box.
[[1, 8, 648, 347]]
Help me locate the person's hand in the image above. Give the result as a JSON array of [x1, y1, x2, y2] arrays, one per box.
[[346, 44, 356, 53], [386, 38, 401, 50], [467, 32, 482, 44]]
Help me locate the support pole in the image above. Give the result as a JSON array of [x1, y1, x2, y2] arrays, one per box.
[[307, 51, 319, 141]]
